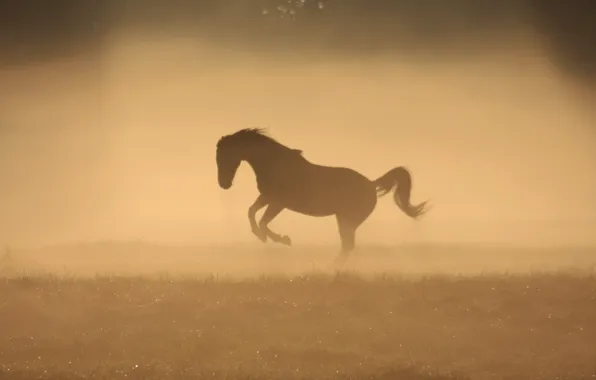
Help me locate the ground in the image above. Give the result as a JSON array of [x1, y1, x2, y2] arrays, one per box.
[[1, 244, 595, 379]]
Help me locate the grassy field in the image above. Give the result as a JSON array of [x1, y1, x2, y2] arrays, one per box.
[[1, 244, 595, 379]]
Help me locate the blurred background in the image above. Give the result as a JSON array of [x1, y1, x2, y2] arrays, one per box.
[[0, 0, 595, 248]]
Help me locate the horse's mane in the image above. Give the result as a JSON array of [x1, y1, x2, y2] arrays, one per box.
[[218, 128, 303, 155], [235, 127, 276, 143]]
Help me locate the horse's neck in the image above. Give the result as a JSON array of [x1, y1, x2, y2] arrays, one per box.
[[244, 146, 295, 177], [244, 153, 273, 178], [244, 157, 262, 176]]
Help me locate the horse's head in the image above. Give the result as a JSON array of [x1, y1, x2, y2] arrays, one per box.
[[216, 134, 244, 190], [216, 128, 301, 189]]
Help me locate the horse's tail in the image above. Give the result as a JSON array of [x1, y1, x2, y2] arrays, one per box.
[[373, 166, 429, 220]]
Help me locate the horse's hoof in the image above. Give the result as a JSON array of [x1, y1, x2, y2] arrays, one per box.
[[280, 235, 292, 246], [256, 233, 267, 243], [252, 228, 267, 243], [333, 255, 348, 267]]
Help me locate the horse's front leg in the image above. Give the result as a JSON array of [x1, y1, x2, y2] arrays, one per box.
[[248, 195, 268, 242], [259, 203, 292, 246]]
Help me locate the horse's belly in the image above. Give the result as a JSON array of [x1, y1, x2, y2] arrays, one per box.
[[284, 202, 335, 217], [268, 184, 337, 216], [280, 183, 372, 217]]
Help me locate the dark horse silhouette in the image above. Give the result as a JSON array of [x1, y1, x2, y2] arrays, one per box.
[[216, 128, 429, 262]]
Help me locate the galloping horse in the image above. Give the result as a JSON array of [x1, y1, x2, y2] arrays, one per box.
[[216, 128, 429, 262]]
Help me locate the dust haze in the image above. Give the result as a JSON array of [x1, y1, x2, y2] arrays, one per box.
[[2, 4, 596, 379], [1, 1, 596, 274]]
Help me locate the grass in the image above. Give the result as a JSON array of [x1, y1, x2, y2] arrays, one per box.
[[1, 267, 596, 379]]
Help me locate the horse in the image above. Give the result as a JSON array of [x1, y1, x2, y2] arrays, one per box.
[[216, 128, 429, 262]]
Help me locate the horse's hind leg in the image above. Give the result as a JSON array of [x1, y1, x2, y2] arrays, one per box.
[[335, 216, 357, 264], [259, 204, 292, 246]]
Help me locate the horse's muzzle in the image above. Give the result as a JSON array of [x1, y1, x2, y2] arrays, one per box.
[[219, 180, 232, 190]]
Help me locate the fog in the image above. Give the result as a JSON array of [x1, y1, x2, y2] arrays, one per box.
[[1, 7, 595, 250]]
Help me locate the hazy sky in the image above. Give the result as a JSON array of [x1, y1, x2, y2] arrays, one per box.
[[1, 2, 594, 248]]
